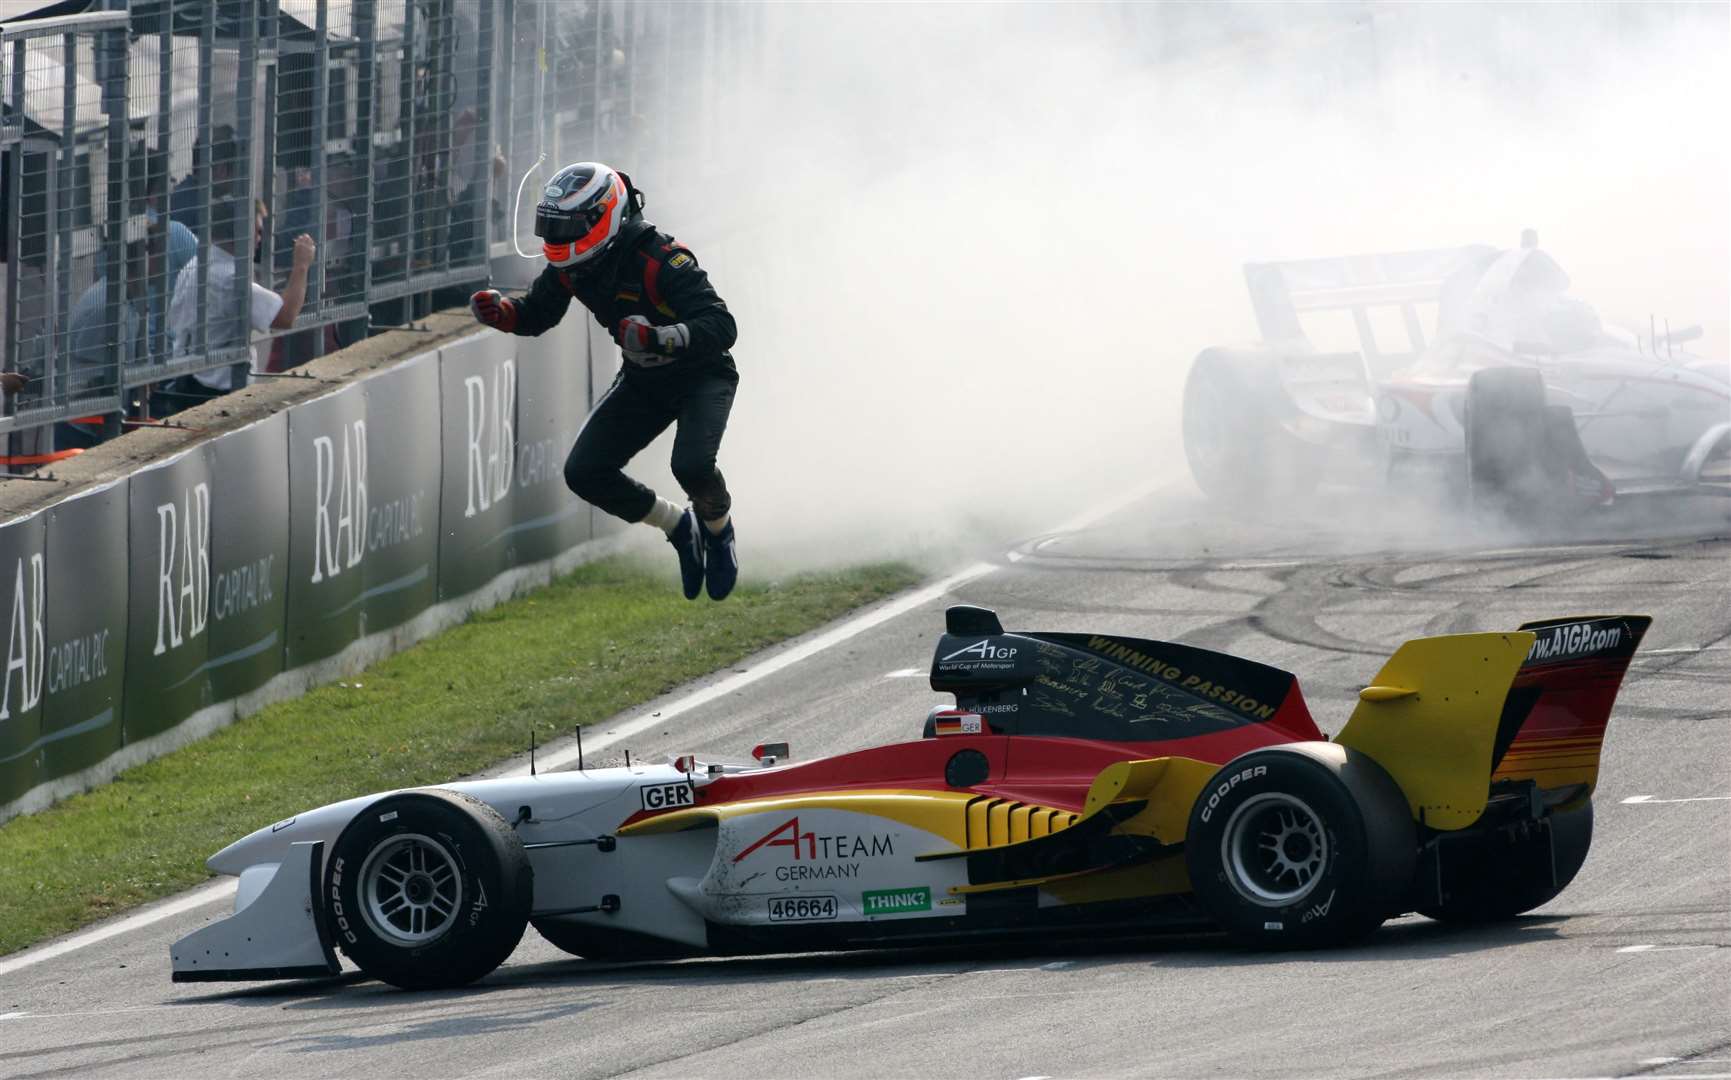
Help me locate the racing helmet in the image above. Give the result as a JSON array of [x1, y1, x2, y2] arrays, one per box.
[[535, 161, 630, 269]]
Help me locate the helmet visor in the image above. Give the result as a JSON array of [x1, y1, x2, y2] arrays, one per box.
[[534, 200, 610, 243]]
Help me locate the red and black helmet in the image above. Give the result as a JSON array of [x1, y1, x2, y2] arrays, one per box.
[[534, 161, 631, 269]]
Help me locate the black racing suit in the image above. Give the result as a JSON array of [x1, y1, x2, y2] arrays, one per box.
[[505, 217, 737, 524]]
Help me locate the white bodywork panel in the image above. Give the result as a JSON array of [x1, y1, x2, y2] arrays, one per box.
[[170, 762, 989, 978]]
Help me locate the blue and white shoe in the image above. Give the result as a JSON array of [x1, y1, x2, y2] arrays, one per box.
[[668, 508, 705, 600], [703, 520, 738, 601]]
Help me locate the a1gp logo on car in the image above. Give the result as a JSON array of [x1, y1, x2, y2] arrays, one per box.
[[1198, 764, 1268, 823], [640, 782, 695, 811], [862, 887, 931, 916]]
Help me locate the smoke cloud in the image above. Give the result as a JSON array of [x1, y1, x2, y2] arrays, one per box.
[[631, 3, 1728, 567]]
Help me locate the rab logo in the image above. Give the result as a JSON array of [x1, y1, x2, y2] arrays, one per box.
[[0, 553, 45, 721], [463, 360, 517, 518], [153, 482, 211, 655], [942, 639, 1018, 663], [310, 421, 367, 584]]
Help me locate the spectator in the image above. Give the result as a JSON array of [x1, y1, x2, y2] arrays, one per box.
[[169, 200, 315, 402], [170, 124, 240, 236], [55, 218, 195, 448]]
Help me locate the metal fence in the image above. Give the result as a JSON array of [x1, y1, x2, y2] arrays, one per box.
[[0, 0, 748, 466]]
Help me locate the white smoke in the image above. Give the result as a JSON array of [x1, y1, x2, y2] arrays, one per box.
[[626, 2, 1728, 567]]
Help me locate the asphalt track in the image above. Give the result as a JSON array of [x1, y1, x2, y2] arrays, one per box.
[[2, 485, 1728, 1080]]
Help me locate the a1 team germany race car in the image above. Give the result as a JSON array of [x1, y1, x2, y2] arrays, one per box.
[[172, 605, 1649, 989], [1182, 234, 1730, 514]]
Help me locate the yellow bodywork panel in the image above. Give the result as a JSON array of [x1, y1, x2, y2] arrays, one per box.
[[617, 789, 979, 847], [1040, 852, 1193, 904], [1334, 631, 1535, 830], [1093, 757, 1220, 844]]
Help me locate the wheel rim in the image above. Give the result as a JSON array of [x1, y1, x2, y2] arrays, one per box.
[[1220, 792, 1329, 906], [357, 833, 464, 945]]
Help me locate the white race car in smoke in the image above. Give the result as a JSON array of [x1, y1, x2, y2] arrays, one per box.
[[1181, 234, 1731, 515]]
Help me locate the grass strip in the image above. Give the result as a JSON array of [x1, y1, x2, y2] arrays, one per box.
[[0, 555, 920, 958]]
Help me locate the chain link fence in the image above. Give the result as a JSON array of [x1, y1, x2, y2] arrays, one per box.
[[0, 0, 731, 469]]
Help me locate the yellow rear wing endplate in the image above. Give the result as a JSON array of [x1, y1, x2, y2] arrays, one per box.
[[1334, 631, 1534, 830]]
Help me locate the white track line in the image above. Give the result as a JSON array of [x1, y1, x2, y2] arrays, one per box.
[[0, 481, 1160, 979], [530, 481, 1158, 773], [528, 558, 998, 772], [1622, 794, 1731, 805], [1617, 944, 1720, 954]]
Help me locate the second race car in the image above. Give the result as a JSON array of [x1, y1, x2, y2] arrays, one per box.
[[1181, 232, 1730, 515], [172, 605, 1649, 988]]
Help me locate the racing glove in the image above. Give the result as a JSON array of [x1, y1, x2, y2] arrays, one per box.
[[617, 314, 690, 367], [470, 289, 517, 333]]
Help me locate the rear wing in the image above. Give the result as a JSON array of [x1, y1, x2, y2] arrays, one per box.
[[1245, 245, 1496, 357], [1490, 616, 1652, 798], [1335, 616, 1649, 830]]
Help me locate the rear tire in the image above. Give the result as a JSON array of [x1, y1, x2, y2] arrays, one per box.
[[1418, 800, 1593, 923], [1182, 356, 1317, 502], [1465, 366, 1601, 520], [1186, 743, 1416, 948], [325, 789, 532, 989]]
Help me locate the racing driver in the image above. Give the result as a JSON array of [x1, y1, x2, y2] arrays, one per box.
[[470, 162, 739, 600]]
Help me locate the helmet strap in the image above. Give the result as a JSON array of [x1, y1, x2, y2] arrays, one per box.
[[618, 170, 646, 217]]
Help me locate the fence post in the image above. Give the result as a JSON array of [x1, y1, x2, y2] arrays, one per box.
[[311, 0, 329, 355], [4, 40, 22, 413], [100, 22, 127, 423], [401, 0, 416, 288], [193, 4, 213, 365], [151, 19, 172, 375], [51, 32, 77, 414], [476, 0, 495, 261], [257, 0, 277, 307], [355, 0, 376, 319]]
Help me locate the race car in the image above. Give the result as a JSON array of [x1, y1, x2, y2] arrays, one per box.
[[1181, 233, 1730, 514], [171, 605, 1649, 989]]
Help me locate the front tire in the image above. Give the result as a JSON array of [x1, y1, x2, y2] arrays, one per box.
[[325, 789, 532, 989], [1464, 366, 1605, 520], [1186, 743, 1416, 948]]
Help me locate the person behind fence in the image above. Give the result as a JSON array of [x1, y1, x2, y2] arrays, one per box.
[[169, 125, 240, 237], [168, 200, 315, 402], [58, 217, 191, 448], [469, 162, 741, 602]]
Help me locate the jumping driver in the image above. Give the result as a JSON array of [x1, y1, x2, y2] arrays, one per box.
[[469, 162, 739, 600]]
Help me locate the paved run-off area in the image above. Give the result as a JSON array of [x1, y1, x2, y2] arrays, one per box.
[[0, 485, 1726, 1080]]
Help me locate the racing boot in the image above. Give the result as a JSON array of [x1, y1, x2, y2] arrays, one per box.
[[703, 520, 738, 601], [668, 508, 706, 600]]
